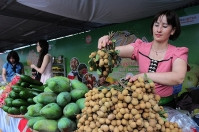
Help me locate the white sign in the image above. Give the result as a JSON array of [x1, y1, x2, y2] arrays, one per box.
[[180, 13, 199, 26]]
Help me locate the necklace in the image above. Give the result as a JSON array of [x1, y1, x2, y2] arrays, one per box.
[[151, 46, 168, 56]]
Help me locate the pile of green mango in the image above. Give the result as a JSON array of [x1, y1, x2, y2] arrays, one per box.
[[25, 76, 88, 132], [2, 75, 44, 115]]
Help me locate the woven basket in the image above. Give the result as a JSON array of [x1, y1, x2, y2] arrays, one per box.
[[30, 128, 39, 132], [7, 114, 24, 118], [0, 103, 4, 108]]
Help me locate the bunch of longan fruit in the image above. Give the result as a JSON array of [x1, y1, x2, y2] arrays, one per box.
[[88, 32, 121, 80], [88, 47, 120, 78]]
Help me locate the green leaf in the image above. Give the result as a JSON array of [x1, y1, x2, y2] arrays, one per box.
[[88, 59, 96, 70], [161, 117, 167, 121], [108, 55, 112, 66], [95, 54, 100, 61], [97, 69, 102, 75], [109, 67, 113, 72], [98, 86, 105, 90], [144, 73, 153, 83], [144, 73, 148, 80], [112, 39, 116, 43], [115, 50, 120, 54], [92, 64, 97, 71], [88, 58, 93, 65], [148, 79, 153, 83], [159, 111, 166, 115]]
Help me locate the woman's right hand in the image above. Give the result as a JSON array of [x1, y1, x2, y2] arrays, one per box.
[[30, 64, 36, 69], [98, 35, 113, 49]]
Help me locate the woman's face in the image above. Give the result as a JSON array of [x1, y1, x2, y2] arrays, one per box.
[[70, 58, 79, 71], [152, 15, 175, 43], [9, 57, 16, 64], [36, 42, 42, 52]]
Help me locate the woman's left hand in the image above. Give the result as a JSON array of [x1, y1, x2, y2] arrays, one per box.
[[126, 73, 143, 82]]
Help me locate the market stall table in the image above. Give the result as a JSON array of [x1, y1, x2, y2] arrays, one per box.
[[0, 108, 21, 132]]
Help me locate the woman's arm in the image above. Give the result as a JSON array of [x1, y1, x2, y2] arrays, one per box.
[[2, 68, 7, 82], [31, 54, 50, 74], [127, 58, 187, 86], [116, 45, 134, 58]]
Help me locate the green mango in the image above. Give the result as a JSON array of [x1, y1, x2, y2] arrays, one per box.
[[27, 104, 43, 117], [36, 92, 57, 105], [33, 119, 59, 132], [46, 76, 71, 93], [58, 117, 76, 132], [63, 103, 80, 118], [76, 98, 85, 110], [70, 79, 89, 92], [27, 116, 46, 128], [56, 92, 71, 107], [40, 103, 62, 119]]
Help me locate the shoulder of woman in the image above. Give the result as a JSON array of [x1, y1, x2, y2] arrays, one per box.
[[169, 45, 188, 53], [131, 38, 151, 47], [45, 54, 51, 58], [3, 62, 9, 66], [3, 62, 9, 68], [133, 38, 147, 44], [44, 54, 52, 61], [168, 45, 188, 62]]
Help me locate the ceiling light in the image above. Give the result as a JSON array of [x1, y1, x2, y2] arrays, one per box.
[[22, 31, 36, 37]]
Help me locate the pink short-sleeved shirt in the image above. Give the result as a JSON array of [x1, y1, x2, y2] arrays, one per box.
[[131, 39, 188, 97]]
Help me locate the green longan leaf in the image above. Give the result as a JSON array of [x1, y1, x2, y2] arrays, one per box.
[[95, 54, 100, 61], [97, 69, 102, 75], [92, 64, 97, 71], [115, 50, 120, 55], [108, 56, 112, 66], [88, 58, 91, 64], [161, 117, 167, 121], [88, 58, 96, 69], [144, 73, 148, 80], [88, 58, 93, 65], [144, 73, 154, 83], [112, 39, 116, 43], [148, 79, 153, 83], [158, 110, 166, 115]]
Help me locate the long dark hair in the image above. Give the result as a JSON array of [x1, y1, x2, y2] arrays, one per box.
[[7, 51, 22, 73], [37, 40, 49, 68], [7, 51, 20, 63]]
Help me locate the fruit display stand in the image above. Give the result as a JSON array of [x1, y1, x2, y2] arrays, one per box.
[[0, 68, 198, 131]]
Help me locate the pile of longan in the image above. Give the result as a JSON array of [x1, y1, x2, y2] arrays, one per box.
[[75, 77, 182, 132]]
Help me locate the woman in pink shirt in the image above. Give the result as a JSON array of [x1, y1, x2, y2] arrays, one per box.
[[98, 10, 188, 108]]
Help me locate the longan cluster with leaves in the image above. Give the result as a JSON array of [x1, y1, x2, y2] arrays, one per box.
[[88, 32, 120, 78], [76, 76, 182, 132]]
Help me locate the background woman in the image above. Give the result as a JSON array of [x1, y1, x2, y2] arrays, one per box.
[[30, 40, 52, 84], [2, 51, 24, 83]]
